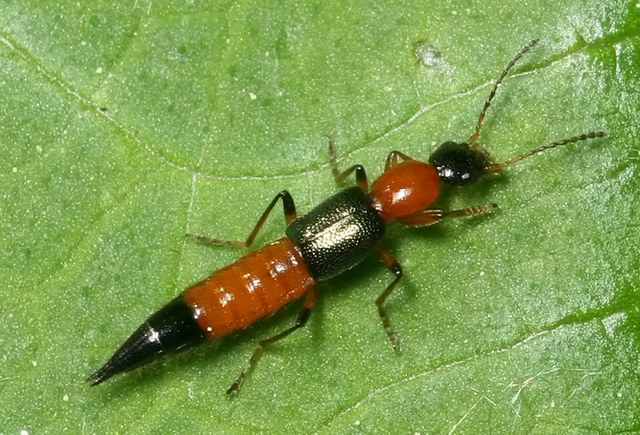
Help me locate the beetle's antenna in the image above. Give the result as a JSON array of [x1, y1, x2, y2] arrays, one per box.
[[486, 131, 606, 172], [467, 39, 539, 146]]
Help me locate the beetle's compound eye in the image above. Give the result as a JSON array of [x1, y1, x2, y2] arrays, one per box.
[[428, 142, 488, 186]]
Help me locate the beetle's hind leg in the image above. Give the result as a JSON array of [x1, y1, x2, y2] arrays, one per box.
[[187, 191, 297, 248], [227, 285, 318, 394]]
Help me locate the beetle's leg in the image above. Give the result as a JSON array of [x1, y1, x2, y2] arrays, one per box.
[[328, 137, 368, 193], [374, 246, 403, 352], [398, 204, 497, 227], [227, 285, 318, 394], [186, 190, 297, 248], [384, 151, 414, 170]]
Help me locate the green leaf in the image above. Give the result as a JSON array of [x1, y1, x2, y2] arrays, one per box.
[[1, 0, 638, 433]]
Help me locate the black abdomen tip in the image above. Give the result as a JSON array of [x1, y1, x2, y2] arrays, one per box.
[[88, 296, 206, 386], [88, 358, 120, 386]]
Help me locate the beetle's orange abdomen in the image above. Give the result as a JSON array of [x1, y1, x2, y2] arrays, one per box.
[[182, 237, 315, 340], [370, 160, 440, 222]]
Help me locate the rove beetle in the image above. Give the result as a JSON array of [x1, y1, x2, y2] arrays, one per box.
[[89, 39, 605, 394]]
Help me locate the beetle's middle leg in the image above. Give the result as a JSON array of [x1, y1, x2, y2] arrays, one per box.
[[373, 246, 403, 351], [327, 138, 369, 193]]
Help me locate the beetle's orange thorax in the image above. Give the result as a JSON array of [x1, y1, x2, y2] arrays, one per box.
[[370, 160, 440, 222]]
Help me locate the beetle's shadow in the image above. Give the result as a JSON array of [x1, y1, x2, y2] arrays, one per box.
[[434, 174, 510, 209]]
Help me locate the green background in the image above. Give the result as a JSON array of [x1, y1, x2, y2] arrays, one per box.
[[1, 0, 639, 434]]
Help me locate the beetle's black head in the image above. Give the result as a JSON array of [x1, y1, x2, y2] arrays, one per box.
[[428, 141, 489, 186]]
